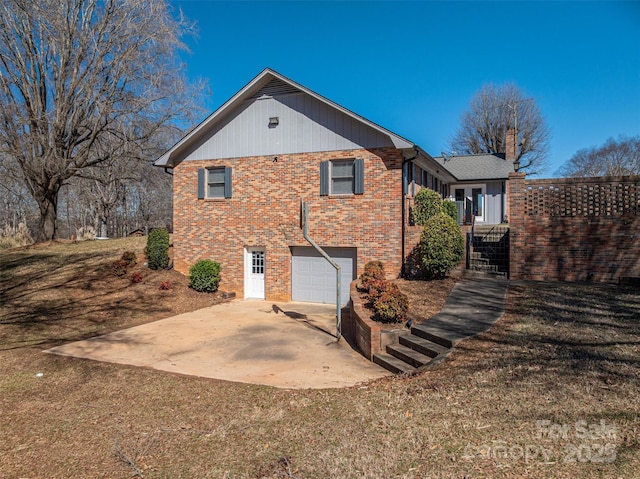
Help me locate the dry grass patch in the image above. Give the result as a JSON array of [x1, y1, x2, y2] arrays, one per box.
[[0, 237, 227, 350], [0, 240, 638, 478]]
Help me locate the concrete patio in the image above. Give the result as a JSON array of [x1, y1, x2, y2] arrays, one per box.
[[46, 301, 388, 389]]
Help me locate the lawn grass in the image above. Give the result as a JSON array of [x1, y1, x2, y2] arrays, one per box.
[[0, 239, 638, 478]]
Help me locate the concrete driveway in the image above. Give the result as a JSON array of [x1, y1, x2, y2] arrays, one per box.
[[46, 301, 388, 389]]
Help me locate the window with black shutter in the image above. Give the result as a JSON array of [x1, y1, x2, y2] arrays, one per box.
[[197, 167, 232, 199], [319, 158, 364, 196]]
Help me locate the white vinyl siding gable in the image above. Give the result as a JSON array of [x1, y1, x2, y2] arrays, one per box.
[[183, 91, 394, 161]]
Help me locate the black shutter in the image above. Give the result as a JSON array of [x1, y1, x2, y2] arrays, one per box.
[[197, 168, 205, 199], [224, 167, 232, 198], [402, 161, 408, 195], [320, 161, 329, 196], [354, 158, 364, 195]]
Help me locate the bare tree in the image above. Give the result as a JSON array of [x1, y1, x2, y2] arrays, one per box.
[[0, 0, 204, 241], [450, 83, 550, 175], [558, 135, 640, 178], [0, 155, 38, 231]]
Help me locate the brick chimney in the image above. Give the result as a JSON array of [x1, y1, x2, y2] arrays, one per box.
[[505, 128, 517, 162]]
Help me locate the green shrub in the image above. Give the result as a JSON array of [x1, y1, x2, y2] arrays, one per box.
[[146, 228, 170, 270], [359, 260, 386, 292], [372, 282, 408, 323], [121, 251, 137, 266], [412, 188, 443, 226], [419, 212, 464, 279], [189, 259, 221, 293], [442, 200, 459, 223]]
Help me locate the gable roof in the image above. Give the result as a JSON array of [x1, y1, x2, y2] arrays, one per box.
[[433, 153, 515, 181], [155, 68, 417, 167]]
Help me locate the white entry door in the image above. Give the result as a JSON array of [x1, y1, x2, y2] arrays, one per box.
[[245, 248, 265, 299], [455, 185, 485, 223]]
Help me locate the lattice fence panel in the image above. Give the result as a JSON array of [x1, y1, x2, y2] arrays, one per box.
[[522, 178, 640, 217]]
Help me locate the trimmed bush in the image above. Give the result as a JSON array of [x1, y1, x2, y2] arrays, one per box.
[[442, 200, 459, 223], [412, 188, 443, 226], [130, 271, 143, 284], [189, 259, 221, 293], [359, 261, 408, 323], [372, 283, 409, 324], [365, 277, 392, 303], [146, 228, 170, 270], [121, 251, 137, 266], [359, 260, 386, 292], [112, 259, 128, 277], [419, 212, 464, 279]]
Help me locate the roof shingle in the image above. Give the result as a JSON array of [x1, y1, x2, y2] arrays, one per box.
[[433, 154, 515, 181]]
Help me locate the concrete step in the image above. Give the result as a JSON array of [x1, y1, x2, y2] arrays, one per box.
[[463, 269, 508, 280], [386, 344, 433, 368], [399, 335, 450, 358], [470, 249, 507, 255], [471, 225, 510, 233], [469, 256, 492, 264], [411, 324, 454, 348], [373, 352, 416, 374], [469, 264, 507, 273]]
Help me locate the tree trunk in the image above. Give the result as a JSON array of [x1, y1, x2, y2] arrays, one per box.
[[99, 215, 108, 238], [35, 186, 60, 242]]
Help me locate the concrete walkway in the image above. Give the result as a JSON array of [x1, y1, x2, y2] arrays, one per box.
[[46, 301, 388, 389], [375, 278, 509, 373], [412, 278, 509, 347]]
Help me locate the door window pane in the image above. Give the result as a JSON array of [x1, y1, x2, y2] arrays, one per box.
[[472, 188, 483, 217], [252, 251, 264, 274]]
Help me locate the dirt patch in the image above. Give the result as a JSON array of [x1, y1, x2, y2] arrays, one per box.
[[395, 277, 457, 324], [0, 237, 229, 350]]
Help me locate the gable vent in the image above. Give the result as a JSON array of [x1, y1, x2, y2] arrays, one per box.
[[252, 78, 300, 99]]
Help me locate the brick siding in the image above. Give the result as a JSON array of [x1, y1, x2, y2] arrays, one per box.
[[173, 147, 404, 301], [508, 173, 640, 282]]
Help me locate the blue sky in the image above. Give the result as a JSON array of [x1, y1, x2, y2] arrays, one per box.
[[171, 1, 640, 177]]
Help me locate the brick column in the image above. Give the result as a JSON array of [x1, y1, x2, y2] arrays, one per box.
[[507, 172, 526, 279]]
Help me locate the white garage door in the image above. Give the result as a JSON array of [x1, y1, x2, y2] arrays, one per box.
[[291, 247, 356, 306]]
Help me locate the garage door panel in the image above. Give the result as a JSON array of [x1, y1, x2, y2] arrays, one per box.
[[291, 247, 356, 306]]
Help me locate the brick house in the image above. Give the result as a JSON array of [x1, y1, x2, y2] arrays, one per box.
[[155, 68, 454, 304], [432, 153, 515, 225]]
